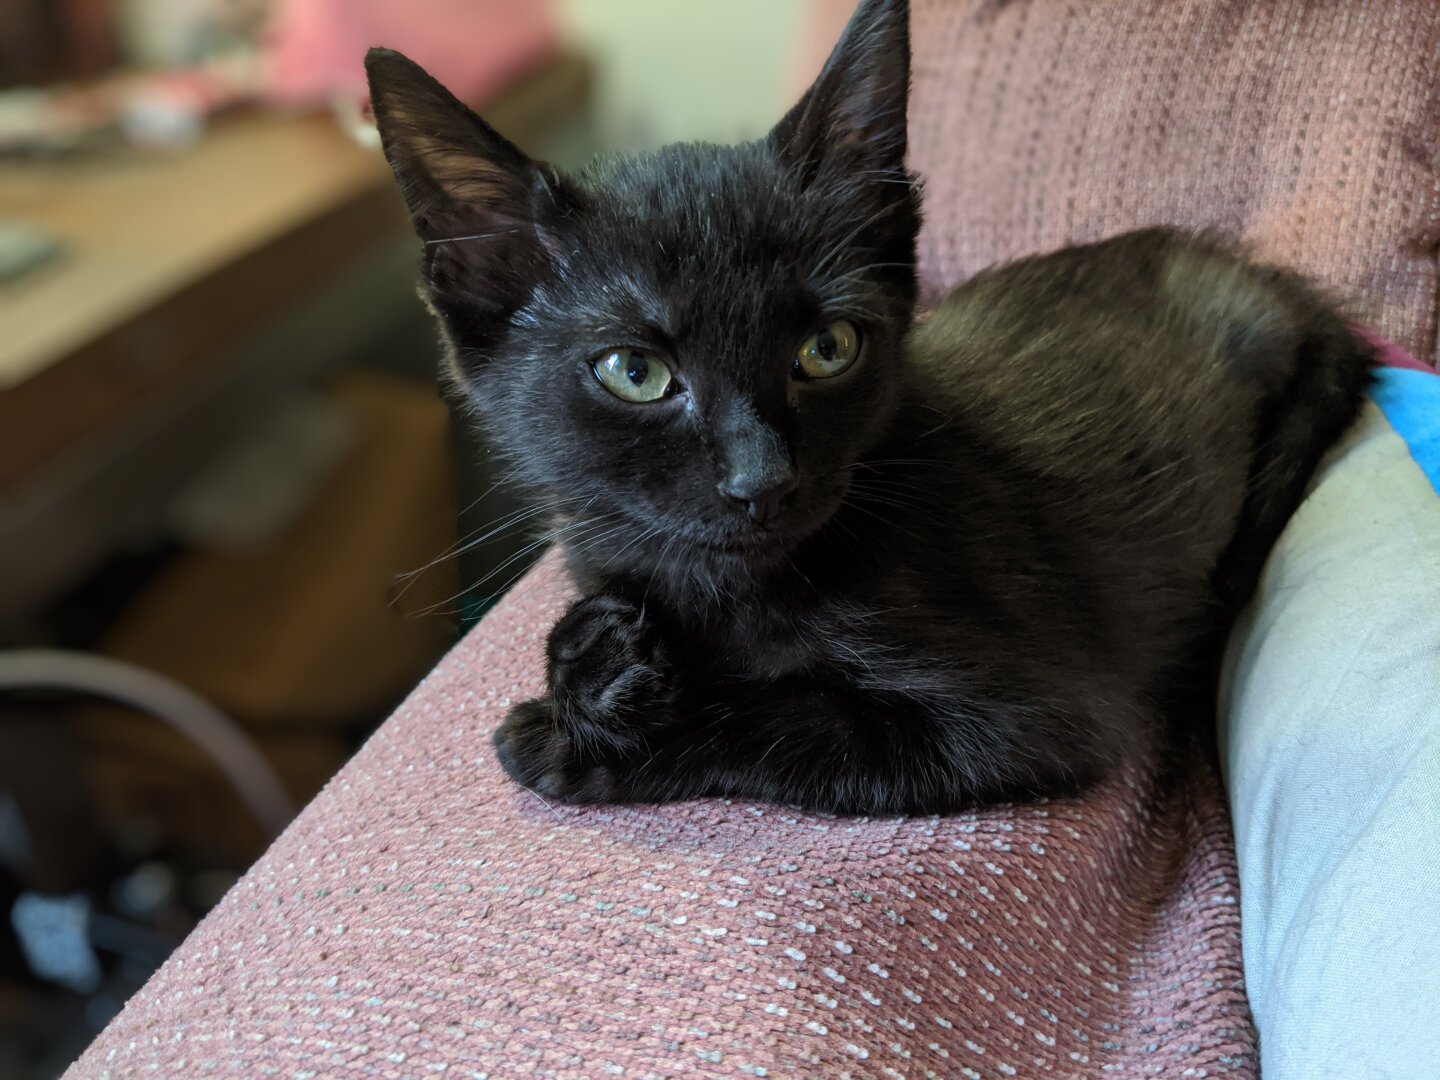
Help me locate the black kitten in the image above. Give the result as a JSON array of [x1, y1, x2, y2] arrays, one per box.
[[366, 0, 1373, 814]]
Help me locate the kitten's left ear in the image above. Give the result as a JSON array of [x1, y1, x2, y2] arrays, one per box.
[[365, 48, 570, 320], [770, 0, 911, 179]]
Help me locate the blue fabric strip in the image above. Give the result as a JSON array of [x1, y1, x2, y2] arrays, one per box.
[[1371, 367, 1440, 497]]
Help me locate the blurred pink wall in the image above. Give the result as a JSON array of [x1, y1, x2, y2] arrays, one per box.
[[792, 0, 860, 95], [265, 0, 558, 106]]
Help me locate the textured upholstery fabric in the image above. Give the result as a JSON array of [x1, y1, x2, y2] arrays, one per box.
[[65, 2, 1439, 1077], [66, 555, 1254, 1078], [906, 0, 1440, 366]]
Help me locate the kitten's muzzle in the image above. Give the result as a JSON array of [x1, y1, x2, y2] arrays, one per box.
[[718, 468, 798, 527]]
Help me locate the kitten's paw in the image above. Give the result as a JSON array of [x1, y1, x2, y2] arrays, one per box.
[[493, 698, 622, 803], [545, 594, 674, 750]]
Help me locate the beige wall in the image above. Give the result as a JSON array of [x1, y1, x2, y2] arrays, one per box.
[[557, 0, 811, 150]]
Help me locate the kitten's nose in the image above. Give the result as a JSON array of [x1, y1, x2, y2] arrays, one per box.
[[719, 469, 798, 526]]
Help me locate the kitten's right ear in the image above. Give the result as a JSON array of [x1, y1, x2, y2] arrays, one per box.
[[771, 0, 911, 181], [365, 48, 565, 317]]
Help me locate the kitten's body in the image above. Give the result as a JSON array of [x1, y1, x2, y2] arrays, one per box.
[[367, 0, 1373, 814], [542, 228, 1370, 811]]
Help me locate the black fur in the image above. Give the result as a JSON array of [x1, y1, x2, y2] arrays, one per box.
[[366, 0, 1374, 814]]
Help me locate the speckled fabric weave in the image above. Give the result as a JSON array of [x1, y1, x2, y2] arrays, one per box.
[[67, 554, 1253, 1078], [905, 0, 1440, 366]]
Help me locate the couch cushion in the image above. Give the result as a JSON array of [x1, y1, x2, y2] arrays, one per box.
[[905, 0, 1440, 365]]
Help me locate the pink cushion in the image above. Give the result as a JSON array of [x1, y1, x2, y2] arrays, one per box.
[[66, 555, 1253, 1077], [907, 0, 1440, 366]]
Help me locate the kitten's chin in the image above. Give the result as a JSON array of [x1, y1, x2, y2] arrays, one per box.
[[704, 488, 852, 569], [705, 535, 792, 564], [703, 515, 830, 568]]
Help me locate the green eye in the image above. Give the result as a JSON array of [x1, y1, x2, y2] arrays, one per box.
[[593, 349, 675, 403], [794, 319, 861, 379]]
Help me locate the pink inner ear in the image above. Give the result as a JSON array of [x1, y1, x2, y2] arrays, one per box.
[[425, 151, 525, 213], [393, 122, 535, 244]]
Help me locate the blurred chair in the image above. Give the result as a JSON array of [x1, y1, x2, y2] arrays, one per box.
[[0, 650, 293, 836]]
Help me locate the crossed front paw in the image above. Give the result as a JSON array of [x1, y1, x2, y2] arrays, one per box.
[[545, 593, 673, 745], [493, 594, 676, 801], [492, 698, 622, 802]]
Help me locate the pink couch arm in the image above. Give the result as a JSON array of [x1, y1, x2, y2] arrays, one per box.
[[65, 554, 1254, 1078]]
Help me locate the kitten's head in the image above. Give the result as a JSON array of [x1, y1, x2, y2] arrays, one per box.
[[367, 0, 917, 577]]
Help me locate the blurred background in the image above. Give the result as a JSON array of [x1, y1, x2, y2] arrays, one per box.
[[0, 0, 852, 1073]]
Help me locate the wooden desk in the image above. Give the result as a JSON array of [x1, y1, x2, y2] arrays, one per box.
[[0, 112, 389, 392], [0, 54, 590, 622], [0, 111, 405, 489]]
